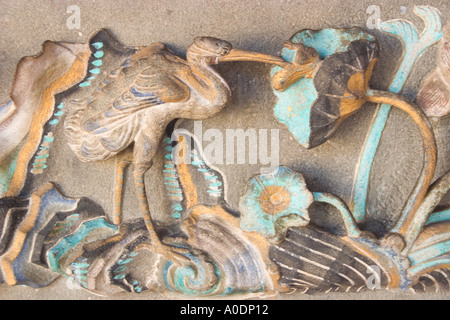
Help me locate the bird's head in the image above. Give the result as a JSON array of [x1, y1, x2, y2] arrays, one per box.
[[187, 37, 291, 69], [187, 37, 233, 64]]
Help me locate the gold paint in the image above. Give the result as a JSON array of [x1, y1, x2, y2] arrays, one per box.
[[366, 90, 437, 241], [413, 263, 450, 278], [341, 236, 401, 289], [0, 182, 56, 285], [219, 49, 289, 68], [113, 159, 130, 225], [6, 48, 90, 197], [339, 92, 365, 119], [175, 138, 198, 209], [339, 58, 377, 118], [409, 222, 450, 252], [183, 205, 278, 292], [259, 186, 291, 215], [272, 60, 319, 92]]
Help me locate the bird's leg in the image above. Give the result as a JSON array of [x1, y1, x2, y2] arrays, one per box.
[[113, 151, 132, 225], [133, 166, 160, 244], [133, 165, 190, 265]]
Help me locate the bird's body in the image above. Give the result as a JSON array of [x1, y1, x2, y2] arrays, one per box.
[[65, 40, 231, 167], [64, 37, 241, 263], [64, 36, 297, 263]]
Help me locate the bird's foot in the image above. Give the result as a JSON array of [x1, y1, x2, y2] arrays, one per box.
[[142, 241, 191, 266]]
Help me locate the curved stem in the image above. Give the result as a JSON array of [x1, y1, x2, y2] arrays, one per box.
[[365, 89, 437, 252], [407, 169, 450, 254], [426, 207, 450, 226], [313, 192, 361, 237]]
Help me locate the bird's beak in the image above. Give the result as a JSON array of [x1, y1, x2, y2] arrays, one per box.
[[219, 49, 290, 68]]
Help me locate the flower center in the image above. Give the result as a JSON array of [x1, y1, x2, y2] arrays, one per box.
[[259, 186, 291, 215], [270, 193, 284, 206]]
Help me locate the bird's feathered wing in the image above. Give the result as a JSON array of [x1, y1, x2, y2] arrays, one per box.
[[65, 45, 190, 162]]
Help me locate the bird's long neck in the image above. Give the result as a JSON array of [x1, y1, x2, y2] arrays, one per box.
[[181, 56, 231, 118]]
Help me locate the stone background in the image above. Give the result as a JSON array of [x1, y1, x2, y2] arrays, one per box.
[[0, 0, 449, 299]]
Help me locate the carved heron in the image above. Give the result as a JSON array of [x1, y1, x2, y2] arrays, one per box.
[[64, 36, 302, 263]]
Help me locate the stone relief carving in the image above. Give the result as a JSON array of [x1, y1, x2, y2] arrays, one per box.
[[0, 5, 449, 298]]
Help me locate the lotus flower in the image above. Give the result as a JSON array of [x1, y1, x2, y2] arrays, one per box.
[[239, 166, 314, 240]]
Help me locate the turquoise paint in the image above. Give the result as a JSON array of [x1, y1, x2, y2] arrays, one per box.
[[114, 274, 125, 280], [172, 204, 183, 211], [239, 166, 313, 238], [205, 175, 219, 180], [48, 218, 117, 275], [113, 265, 128, 273], [426, 209, 450, 226], [408, 257, 450, 277], [35, 154, 49, 159], [192, 160, 204, 166], [352, 6, 443, 223], [32, 164, 47, 170], [56, 103, 64, 109], [352, 235, 412, 289], [71, 262, 89, 269], [92, 42, 103, 49], [54, 110, 64, 117], [72, 267, 87, 275], [271, 71, 316, 148], [210, 182, 223, 187], [313, 192, 360, 237], [164, 253, 221, 296], [94, 51, 104, 58], [92, 59, 103, 67], [117, 258, 133, 265], [79, 81, 91, 87], [271, 27, 373, 149], [0, 141, 21, 196], [172, 212, 181, 219], [291, 28, 374, 58], [89, 68, 101, 74], [409, 240, 450, 266], [43, 135, 54, 143], [49, 119, 59, 126]]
